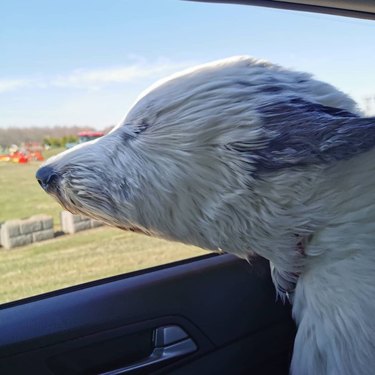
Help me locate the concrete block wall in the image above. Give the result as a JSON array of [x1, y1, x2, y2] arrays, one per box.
[[60, 210, 103, 234], [0, 215, 54, 249]]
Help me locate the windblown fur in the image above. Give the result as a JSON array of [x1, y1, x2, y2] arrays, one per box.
[[37, 56, 375, 375]]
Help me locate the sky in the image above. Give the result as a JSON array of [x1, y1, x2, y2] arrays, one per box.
[[1, 0, 375, 129]]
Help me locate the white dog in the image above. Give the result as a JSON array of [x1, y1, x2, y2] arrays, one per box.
[[37, 56, 375, 375]]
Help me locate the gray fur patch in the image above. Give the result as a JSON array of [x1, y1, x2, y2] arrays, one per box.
[[230, 98, 375, 173], [121, 122, 149, 143]]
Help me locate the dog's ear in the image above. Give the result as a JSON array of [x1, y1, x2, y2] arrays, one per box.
[[226, 98, 375, 175]]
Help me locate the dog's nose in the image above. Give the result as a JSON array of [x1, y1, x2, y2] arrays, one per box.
[[36, 166, 59, 191]]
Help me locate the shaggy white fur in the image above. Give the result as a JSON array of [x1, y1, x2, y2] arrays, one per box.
[[37, 56, 375, 375]]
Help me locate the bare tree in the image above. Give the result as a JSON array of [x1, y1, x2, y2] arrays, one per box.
[[0, 126, 107, 147]]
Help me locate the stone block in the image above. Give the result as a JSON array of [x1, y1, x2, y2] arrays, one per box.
[[91, 220, 104, 228], [76, 215, 90, 223], [1, 234, 33, 250], [31, 214, 54, 230], [61, 210, 93, 234], [20, 218, 42, 234], [32, 229, 54, 242], [72, 221, 92, 233], [1, 220, 21, 238], [60, 211, 74, 233]]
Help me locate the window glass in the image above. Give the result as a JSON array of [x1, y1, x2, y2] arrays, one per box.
[[0, 0, 374, 304]]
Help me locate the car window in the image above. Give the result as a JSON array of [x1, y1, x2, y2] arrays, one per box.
[[0, 0, 374, 305]]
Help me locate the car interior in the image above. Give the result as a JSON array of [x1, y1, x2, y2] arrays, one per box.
[[1, 1, 374, 374]]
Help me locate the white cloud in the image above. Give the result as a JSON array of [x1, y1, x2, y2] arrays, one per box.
[[357, 94, 375, 116], [52, 58, 194, 90], [0, 58, 195, 94], [0, 78, 31, 93], [0, 58, 198, 127]]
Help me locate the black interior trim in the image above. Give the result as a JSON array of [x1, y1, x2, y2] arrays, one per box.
[[187, 0, 375, 20]]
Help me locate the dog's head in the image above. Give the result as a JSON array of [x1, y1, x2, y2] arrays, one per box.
[[36, 56, 372, 269]]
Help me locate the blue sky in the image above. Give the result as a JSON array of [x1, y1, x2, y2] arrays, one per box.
[[1, 0, 374, 129]]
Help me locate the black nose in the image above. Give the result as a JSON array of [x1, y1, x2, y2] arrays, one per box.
[[36, 166, 59, 191]]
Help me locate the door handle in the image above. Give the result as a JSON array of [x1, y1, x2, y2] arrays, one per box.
[[99, 326, 197, 375]]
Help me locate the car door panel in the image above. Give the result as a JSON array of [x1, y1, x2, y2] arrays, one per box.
[[0, 254, 295, 374]]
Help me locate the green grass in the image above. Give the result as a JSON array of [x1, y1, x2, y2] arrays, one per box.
[[0, 227, 206, 303], [0, 147, 65, 228], [0, 148, 206, 304]]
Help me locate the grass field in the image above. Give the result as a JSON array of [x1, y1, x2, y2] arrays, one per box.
[[0, 149, 206, 304], [0, 148, 65, 228]]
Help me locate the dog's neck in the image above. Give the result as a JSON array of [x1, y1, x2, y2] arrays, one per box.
[[290, 148, 375, 375], [263, 147, 375, 299], [305, 148, 375, 263]]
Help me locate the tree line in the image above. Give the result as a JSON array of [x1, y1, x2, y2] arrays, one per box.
[[43, 135, 79, 148], [0, 126, 112, 148]]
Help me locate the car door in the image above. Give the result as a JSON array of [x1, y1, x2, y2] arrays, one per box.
[[0, 254, 295, 374]]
